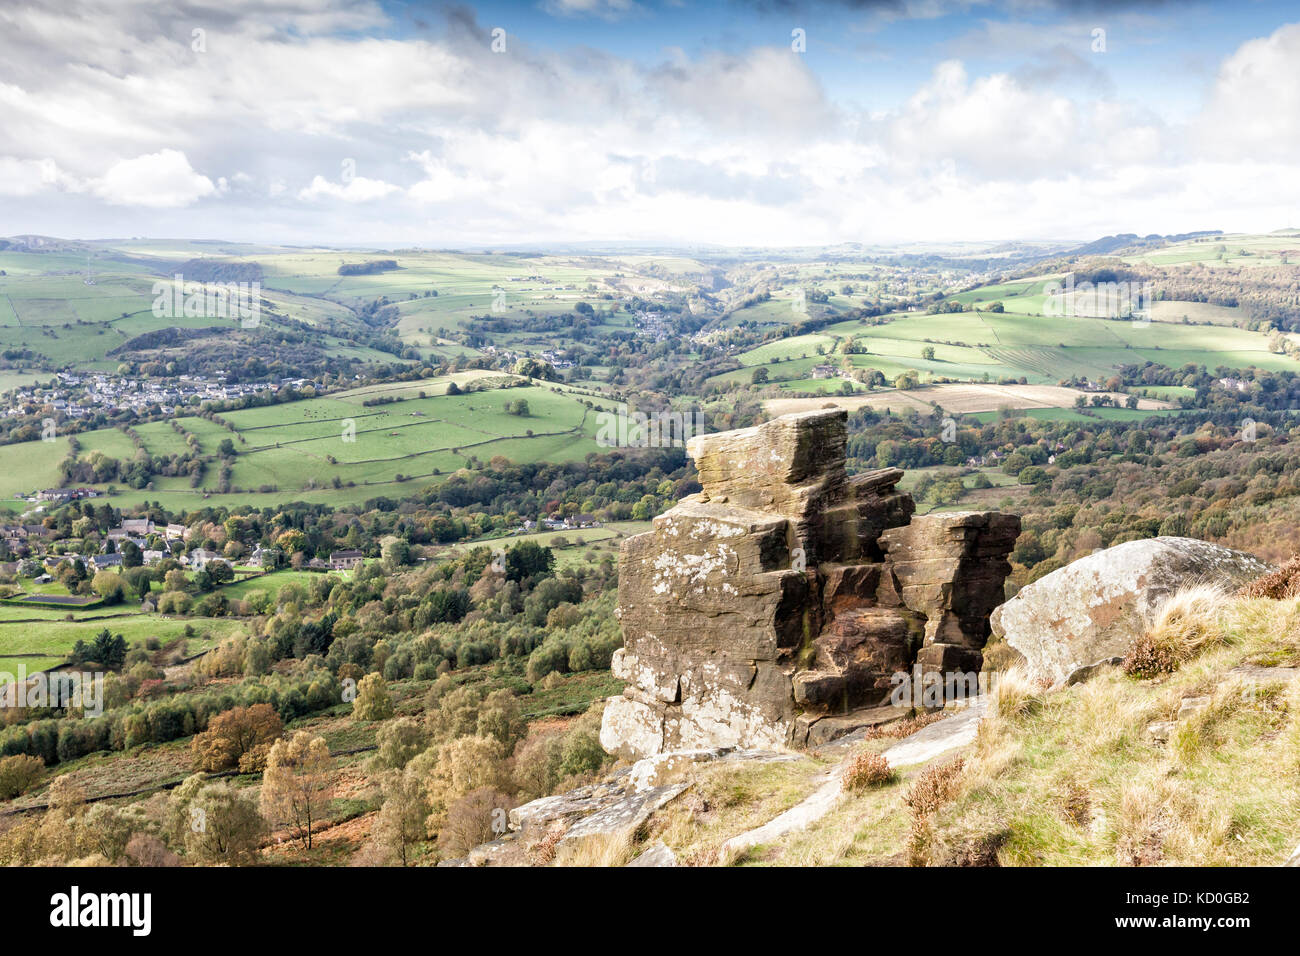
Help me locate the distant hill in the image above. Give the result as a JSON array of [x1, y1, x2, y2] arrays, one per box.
[[1067, 230, 1224, 257]]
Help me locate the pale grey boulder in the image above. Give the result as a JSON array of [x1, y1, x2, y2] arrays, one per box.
[[991, 537, 1271, 686]]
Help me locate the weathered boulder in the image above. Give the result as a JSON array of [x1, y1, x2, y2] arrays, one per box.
[[991, 536, 1271, 685], [602, 408, 1019, 760]]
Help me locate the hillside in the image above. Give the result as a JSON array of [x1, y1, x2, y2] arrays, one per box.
[[502, 586, 1300, 868], [0, 372, 609, 512]]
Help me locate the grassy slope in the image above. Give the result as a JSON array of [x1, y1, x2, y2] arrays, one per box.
[[663, 592, 1300, 866]]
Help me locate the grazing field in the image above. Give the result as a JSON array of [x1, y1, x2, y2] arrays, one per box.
[[0, 259, 366, 370], [0, 614, 244, 678], [0, 373, 604, 508], [763, 383, 1173, 418]]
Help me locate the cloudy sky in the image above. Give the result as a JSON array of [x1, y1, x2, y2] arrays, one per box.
[[1, 0, 1298, 247]]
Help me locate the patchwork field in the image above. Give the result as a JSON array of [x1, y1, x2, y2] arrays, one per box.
[[0, 372, 605, 511], [763, 383, 1174, 418]]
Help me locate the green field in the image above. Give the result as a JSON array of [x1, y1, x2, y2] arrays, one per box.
[[0, 373, 605, 509], [0, 613, 244, 677]]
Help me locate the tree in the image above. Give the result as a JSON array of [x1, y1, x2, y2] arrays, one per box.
[[191, 703, 284, 772], [504, 541, 554, 584], [260, 732, 333, 849], [372, 768, 429, 866], [207, 561, 235, 585], [381, 537, 411, 571], [418, 734, 508, 830], [90, 571, 126, 604], [69, 629, 127, 669], [751, 367, 769, 384], [353, 672, 394, 721], [373, 717, 427, 770], [921, 346, 936, 361], [79, 803, 134, 863], [169, 774, 265, 865], [439, 787, 512, 858]]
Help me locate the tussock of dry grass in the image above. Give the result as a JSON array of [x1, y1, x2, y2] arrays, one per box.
[[990, 665, 1044, 720], [1124, 584, 1229, 677], [553, 829, 633, 867]]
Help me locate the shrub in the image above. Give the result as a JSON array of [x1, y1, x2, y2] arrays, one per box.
[[906, 756, 965, 818], [1237, 555, 1300, 599], [842, 750, 894, 791], [905, 756, 965, 866], [0, 754, 44, 799]]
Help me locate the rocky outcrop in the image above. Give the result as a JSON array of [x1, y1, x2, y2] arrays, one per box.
[[991, 536, 1272, 685], [601, 409, 1020, 761]]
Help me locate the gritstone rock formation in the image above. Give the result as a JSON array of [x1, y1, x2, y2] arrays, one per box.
[[599, 408, 1021, 761]]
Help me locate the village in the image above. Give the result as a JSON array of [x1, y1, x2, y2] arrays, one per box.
[[0, 371, 305, 421]]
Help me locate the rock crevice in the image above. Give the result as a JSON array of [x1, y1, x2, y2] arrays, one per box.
[[601, 409, 1020, 760]]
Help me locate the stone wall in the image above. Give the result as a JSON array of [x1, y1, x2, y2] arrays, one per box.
[[600, 409, 1020, 761]]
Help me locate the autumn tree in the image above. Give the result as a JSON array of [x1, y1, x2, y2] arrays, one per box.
[[0, 754, 43, 800], [191, 703, 284, 772], [372, 717, 427, 771], [169, 774, 265, 864], [414, 734, 509, 833], [372, 768, 429, 866], [439, 787, 512, 858], [259, 732, 333, 849], [353, 672, 394, 721]]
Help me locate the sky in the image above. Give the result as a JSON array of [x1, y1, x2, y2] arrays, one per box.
[[1, 0, 1298, 247]]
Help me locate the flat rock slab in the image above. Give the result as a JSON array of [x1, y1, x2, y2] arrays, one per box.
[[881, 698, 988, 769], [627, 841, 679, 867], [509, 772, 633, 831], [562, 783, 689, 843], [1229, 664, 1300, 684], [720, 770, 842, 859]]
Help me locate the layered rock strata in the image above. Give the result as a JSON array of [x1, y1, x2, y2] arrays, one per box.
[[601, 409, 1020, 760]]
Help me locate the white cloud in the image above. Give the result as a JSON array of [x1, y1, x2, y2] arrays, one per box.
[[1196, 22, 1300, 161], [91, 150, 215, 207], [298, 175, 400, 202], [0, 156, 69, 196], [0, 1, 1297, 244]]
